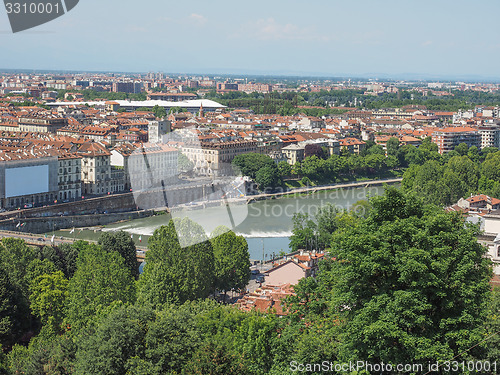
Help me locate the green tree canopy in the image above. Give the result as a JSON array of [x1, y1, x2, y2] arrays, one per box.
[[66, 244, 136, 331], [232, 153, 275, 179], [152, 104, 167, 119], [0, 238, 36, 297], [98, 231, 139, 279], [0, 267, 28, 349], [327, 188, 492, 365], [138, 218, 215, 307], [255, 164, 280, 191], [74, 305, 155, 375], [29, 271, 69, 336], [386, 136, 400, 157], [210, 227, 250, 296]]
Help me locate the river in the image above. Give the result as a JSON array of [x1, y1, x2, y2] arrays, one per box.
[[51, 184, 392, 261]]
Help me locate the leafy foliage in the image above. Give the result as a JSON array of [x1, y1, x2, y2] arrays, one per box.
[[98, 231, 139, 279], [328, 188, 492, 364], [210, 227, 251, 295], [66, 243, 136, 331], [232, 153, 276, 180], [0, 267, 28, 349], [29, 271, 69, 335], [138, 218, 215, 307]]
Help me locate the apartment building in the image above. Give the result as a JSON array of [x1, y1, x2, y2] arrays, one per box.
[[111, 143, 178, 192], [18, 116, 67, 133], [282, 144, 305, 165], [479, 124, 500, 149], [432, 127, 481, 153], [338, 138, 366, 154], [54, 152, 82, 201], [148, 120, 171, 143], [78, 142, 114, 195], [182, 140, 257, 176], [112, 82, 142, 94]]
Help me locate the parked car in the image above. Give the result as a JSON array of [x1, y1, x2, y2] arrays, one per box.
[[256, 275, 265, 283]]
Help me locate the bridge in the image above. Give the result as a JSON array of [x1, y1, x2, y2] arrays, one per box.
[[0, 230, 147, 262]]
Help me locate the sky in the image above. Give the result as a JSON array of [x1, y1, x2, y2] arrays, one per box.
[[1, 0, 500, 79]]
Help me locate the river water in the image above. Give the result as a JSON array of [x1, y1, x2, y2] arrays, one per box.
[[52, 185, 390, 261]]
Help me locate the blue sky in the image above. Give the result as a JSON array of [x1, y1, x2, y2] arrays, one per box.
[[1, 0, 499, 79]]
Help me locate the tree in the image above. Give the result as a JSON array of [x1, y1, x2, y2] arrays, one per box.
[[74, 305, 155, 375], [184, 340, 248, 375], [315, 204, 341, 249], [454, 142, 469, 156], [29, 271, 69, 336], [0, 346, 7, 375], [232, 153, 275, 179], [0, 238, 36, 296], [178, 152, 194, 174], [277, 161, 292, 178], [53, 243, 80, 279], [255, 164, 280, 191], [420, 136, 438, 152], [481, 151, 500, 181], [484, 287, 500, 364], [98, 231, 139, 279], [144, 302, 209, 374], [152, 104, 167, 119], [304, 144, 325, 159], [364, 153, 385, 173], [478, 175, 500, 199], [25, 258, 58, 292], [365, 144, 385, 156], [300, 156, 326, 180], [0, 267, 28, 349], [66, 244, 136, 331], [289, 213, 316, 252], [386, 137, 400, 157], [327, 188, 492, 365], [446, 155, 479, 192], [137, 218, 215, 307], [210, 227, 250, 298], [440, 169, 468, 205], [168, 106, 186, 114], [402, 160, 447, 205]]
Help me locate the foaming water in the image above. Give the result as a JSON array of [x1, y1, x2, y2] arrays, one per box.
[[54, 185, 391, 259], [236, 230, 293, 238]]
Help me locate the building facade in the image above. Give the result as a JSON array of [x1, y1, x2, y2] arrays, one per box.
[[479, 125, 500, 149], [182, 140, 257, 176], [432, 127, 481, 153]]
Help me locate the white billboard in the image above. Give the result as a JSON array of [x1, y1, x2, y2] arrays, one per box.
[[5, 165, 50, 198]]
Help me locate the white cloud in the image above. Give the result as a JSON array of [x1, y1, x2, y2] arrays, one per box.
[[189, 13, 207, 26], [242, 18, 330, 42]]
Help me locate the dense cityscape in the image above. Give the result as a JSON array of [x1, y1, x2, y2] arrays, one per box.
[[2, 0, 500, 371], [0, 70, 498, 374]]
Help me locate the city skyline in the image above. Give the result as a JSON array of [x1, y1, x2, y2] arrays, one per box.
[[1, 0, 500, 79]]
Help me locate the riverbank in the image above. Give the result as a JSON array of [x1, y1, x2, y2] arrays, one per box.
[[247, 177, 402, 202], [47, 183, 390, 260], [4, 178, 401, 238]]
